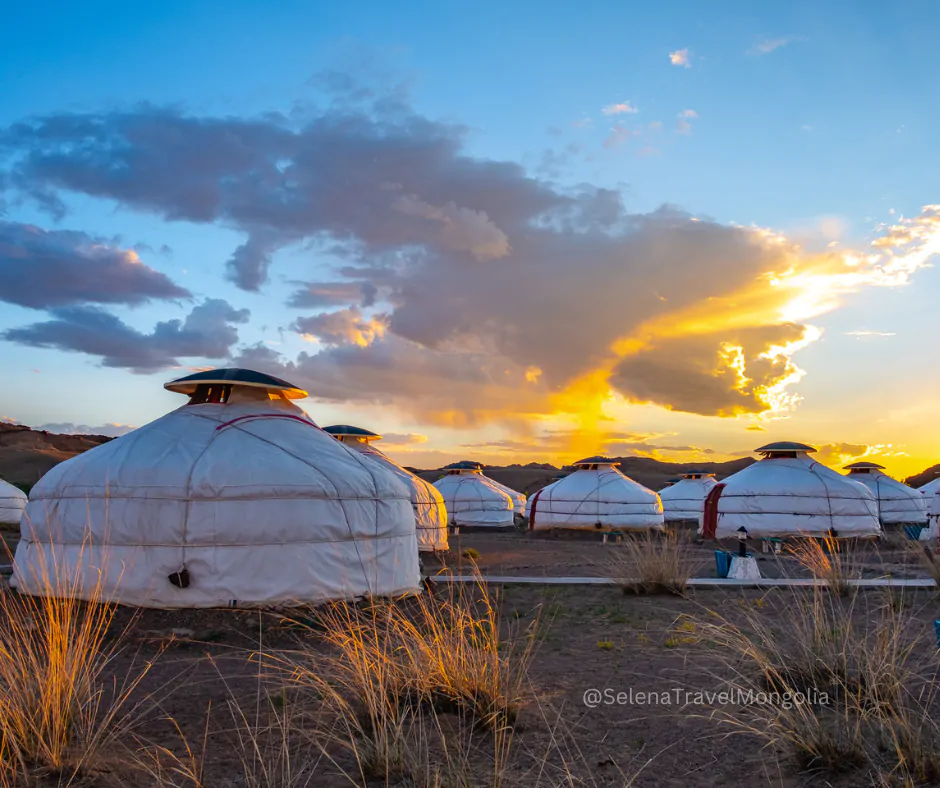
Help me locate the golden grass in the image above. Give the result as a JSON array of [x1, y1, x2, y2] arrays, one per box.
[[0, 545, 156, 786], [786, 535, 859, 595], [695, 587, 940, 782], [607, 530, 702, 595], [255, 578, 646, 787], [0, 548, 649, 787]]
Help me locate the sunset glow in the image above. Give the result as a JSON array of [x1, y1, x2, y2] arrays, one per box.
[[0, 4, 938, 482]]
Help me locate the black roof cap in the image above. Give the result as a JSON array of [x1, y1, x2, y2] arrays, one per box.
[[844, 461, 885, 470], [323, 425, 381, 439], [164, 368, 307, 399], [574, 455, 620, 466], [755, 441, 817, 454], [443, 460, 483, 470]]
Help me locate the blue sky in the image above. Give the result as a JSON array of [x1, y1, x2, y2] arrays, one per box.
[[1, 0, 937, 475]]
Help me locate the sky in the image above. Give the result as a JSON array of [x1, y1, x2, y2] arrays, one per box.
[[0, 0, 938, 477]]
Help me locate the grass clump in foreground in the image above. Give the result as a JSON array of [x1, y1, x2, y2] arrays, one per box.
[[786, 535, 861, 595], [272, 580, 637, 787], [607, 530, 701, 596], [696, 586, 940, 783], [0, 549, 155, 786]]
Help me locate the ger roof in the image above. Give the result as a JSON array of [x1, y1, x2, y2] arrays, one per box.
[[844, 461, 886, 470], [755, 441, 817, 454], [444, 460, 484, 470], [323, 425, 381, 439], [164, 368, 308, 399]]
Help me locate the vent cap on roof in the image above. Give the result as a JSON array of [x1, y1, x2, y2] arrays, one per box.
[[574, 455, 620, 466], [844, 461, 886, 471], [165, 368, 307, 399], [683, 471, 715, 478], [755, 441, 817, 455], [444, 460, 484, 470], [323, 425, 382, 440]]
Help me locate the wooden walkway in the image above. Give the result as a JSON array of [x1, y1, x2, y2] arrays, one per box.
[[428, 575, 937, 589]]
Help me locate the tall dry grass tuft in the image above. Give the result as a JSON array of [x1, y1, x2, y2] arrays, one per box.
[[271, 578, 549, 785], [786, 535, 859, 594], [906, 540, 940, 587], [607, 531, 701, 595], [0, 544, 157, 784], [696, 587, 940, 781]]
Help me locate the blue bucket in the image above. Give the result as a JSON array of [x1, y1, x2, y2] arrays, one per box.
[[905, 525, 926, 541], [714, 550, 732, 578]]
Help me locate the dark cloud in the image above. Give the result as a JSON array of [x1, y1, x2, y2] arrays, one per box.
[[0, 101, 562, 291], [288, 280, 378, 308], [0, 89, 836, 423], [0, 221, 190, 309], [2, 299, 249, 372], [609, 325, 808, 416]]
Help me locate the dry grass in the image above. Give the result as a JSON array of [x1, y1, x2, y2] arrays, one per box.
[[906, 540, 940, 587], [271, 578, 542, 785], [696, 587, 940, 782], [0, 551, 652, 787], [607, 531, 701, 595], [0, 545, 156, 786], [786, 535, 860, 594]]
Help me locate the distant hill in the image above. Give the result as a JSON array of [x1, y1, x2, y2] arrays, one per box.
[[416, 456, 757, 496], [0, 422, 113, 490], [2, 418, 934, 500], [906, 464, 940, 489]]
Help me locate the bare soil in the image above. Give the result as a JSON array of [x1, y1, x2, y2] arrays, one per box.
[[6, 530, 940, 787], [444, 528, 936, 581], [80, 581, 940, 787]]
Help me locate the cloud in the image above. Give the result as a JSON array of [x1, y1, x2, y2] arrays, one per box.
[[845, 330, 896, 338], [2, 299, 250, 372], [0, 221, 190, 309], [460, 429, 717, 463], [604, 124, 637, 149], [288, 281, 378, 309], [814, 442, 907, 469], [1, 89, 936, 432], [38, 422, 136, 437], [602, 102, 638, 116], [749, 36, 804, 56], [293, 306, 386, 347], [381, 432, 429, 446], [393, 195, 511, 260], [0, 102, 554, 291], [676, 110, 698, 136], [669, 49, 691, 67]]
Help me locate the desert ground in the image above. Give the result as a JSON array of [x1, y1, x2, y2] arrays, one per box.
[[1, 527, 939, 788]]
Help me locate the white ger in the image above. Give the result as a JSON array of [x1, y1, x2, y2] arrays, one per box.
[[701, 442, 881, 539], [527, 456, 664, 532], [919, 474, 940, 517], [918, 474, 940, 539], [323, 424, 448, 552], [432, 461, 516, 528], [0, 478, 27, 527], [843, 461, 928, 526], [14, 368, 420, 607], [660, 472, 717, 526]]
